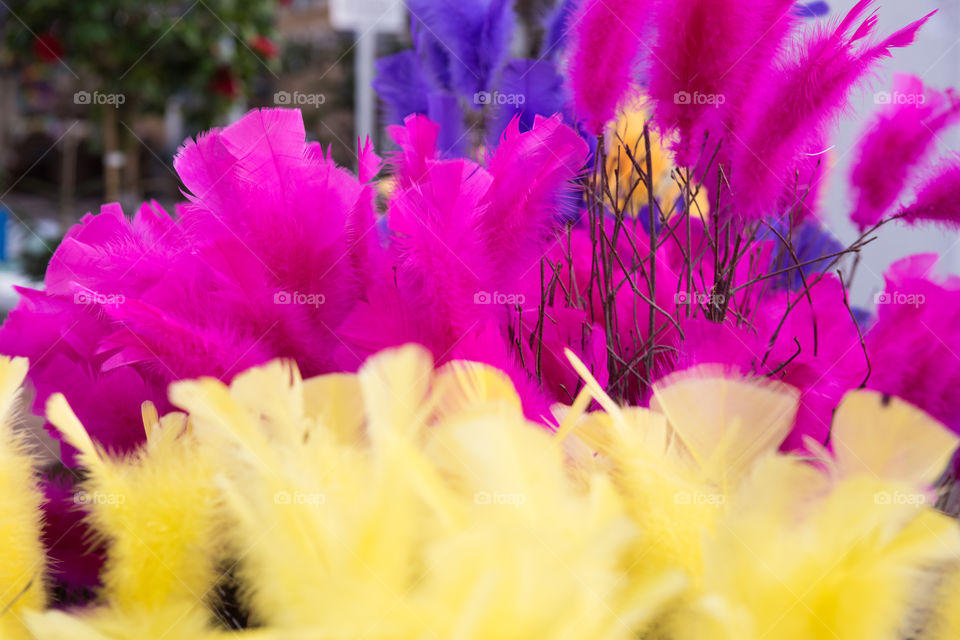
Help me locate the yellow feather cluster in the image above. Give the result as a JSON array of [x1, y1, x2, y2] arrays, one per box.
[[2, 346, 960, 639], [0, 357, 45, 640], [604, 97, 710, 219]]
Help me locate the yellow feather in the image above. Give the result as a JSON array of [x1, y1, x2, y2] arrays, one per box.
[[301, 372, 364, 444], [170, 346, 685, 637], [651, 366, 800, 486], [30, 393, 223, 639], [0, 357, 45, 640], [832, 390, 959, 485]]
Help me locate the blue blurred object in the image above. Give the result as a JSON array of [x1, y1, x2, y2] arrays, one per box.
[[0, 208, 7, 263], [794, 1, 830, 18], [766, 219, 844, 291]]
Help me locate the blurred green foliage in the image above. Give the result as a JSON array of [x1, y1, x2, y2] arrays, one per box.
[[4, 0, 278, 124]]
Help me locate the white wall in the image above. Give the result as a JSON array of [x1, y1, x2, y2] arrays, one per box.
[[823, 0, 960, 305]]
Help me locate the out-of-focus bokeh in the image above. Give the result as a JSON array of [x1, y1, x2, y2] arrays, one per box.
[[0, 0, 409, 307]]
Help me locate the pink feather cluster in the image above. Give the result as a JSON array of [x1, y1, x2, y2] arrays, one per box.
[[565, 0, 936, 221], [646, 0, 796, 167], [850, 75, 960, 230], [0, 109, 380, 458], [728, 1, 936, 220], [0, 110, 591, 454]]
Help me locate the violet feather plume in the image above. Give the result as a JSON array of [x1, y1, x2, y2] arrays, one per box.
[[730, 1, 936, 220], [896, 155, 960, 230], [850, 75, 960, 231], [406, 0, 514, 98], [542, 0, 578, 59], [372, 50, 432, 124], [488, 59, 568, 138], [566, 0, 650, 135]]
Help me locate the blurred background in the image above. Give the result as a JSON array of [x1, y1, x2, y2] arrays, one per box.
[[0, 0, 957, 313]]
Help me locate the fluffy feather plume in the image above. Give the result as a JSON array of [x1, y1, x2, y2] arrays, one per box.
[[564, 349, 960, 640], [480, 114, 589, 278], [566, 0, 650, 135], [647, 0, 796, 166], [339, 113, 587, 421], [0, 108, 377, 465], [865, 254, 960, 432], [371, 50, 432, 124], [406, 0, 514, 97], [851, 75, 960, 230], [730, 2, 936, 220], [0, 357, 45, 640], [166, 346, 685, 637], [25, 395, 223, 639], [897, 155, 960, 230], [488, 59, 568, 137]]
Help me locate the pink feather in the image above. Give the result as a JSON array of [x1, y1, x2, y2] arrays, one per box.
[[729, 3, 936, 220], [897, 155, 960, 230], [850, 75, 960, 230], [866, 254, 960, 432], [647, 0, 796, 166], [480, 114, 588, 282], [566, 0, 650, 135]]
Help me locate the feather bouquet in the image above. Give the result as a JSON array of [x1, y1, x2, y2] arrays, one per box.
[[4, 0, 960, 634]]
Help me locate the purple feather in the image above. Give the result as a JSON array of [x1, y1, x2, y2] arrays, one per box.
[[373, 50, 432, 124], [406, 0, 514, 97], [488, 58, 568, 138]]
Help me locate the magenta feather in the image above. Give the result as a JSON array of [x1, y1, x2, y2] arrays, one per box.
[[647, 0, 796, 166], [566, 0, 650, 135], [850, 75, 960, 230], [866, 254, 960, 432], [480, 114, 588, 280], [0, 109, 377, 459], [729, 3, 935, 220], [897, 155, 960, 230]]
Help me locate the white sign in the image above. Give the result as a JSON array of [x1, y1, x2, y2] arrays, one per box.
[[329, 0, 406, 32]]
